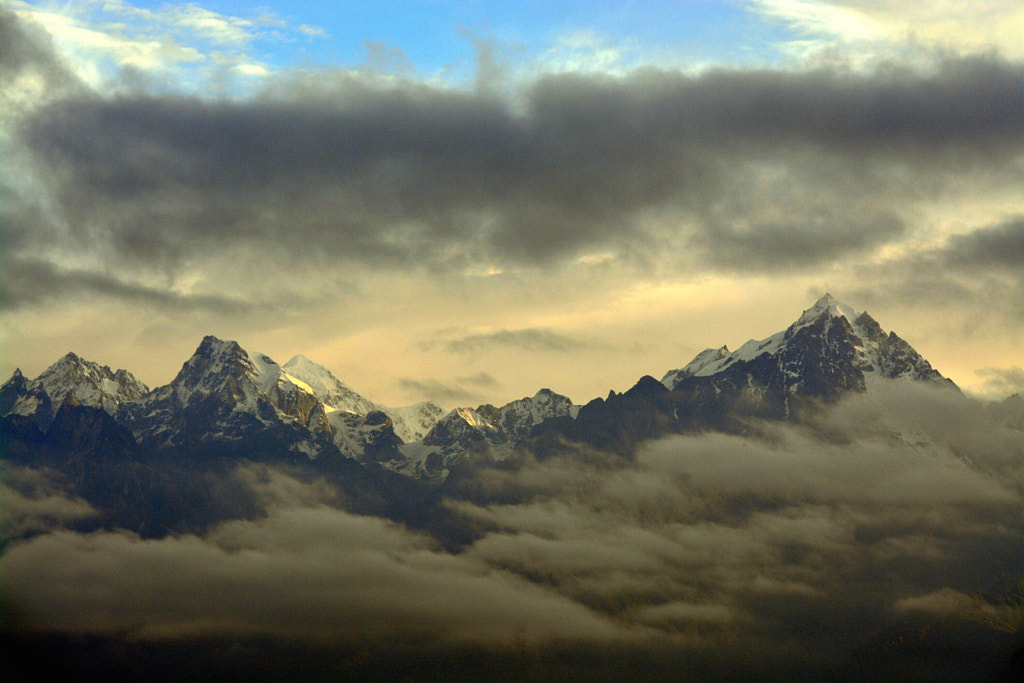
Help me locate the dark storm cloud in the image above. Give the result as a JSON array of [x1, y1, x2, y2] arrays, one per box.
[[0, 258, 254, 312], [942, 216, 1024, 270], [3, 5, 1022, 310], [695, 209, 907, 270]]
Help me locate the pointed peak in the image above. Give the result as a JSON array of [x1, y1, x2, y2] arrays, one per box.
[[198, 334, 238, 350], [176, 336, 253, 381], [36, 352, 103, 380], [795, 294, 860, 327], [627, 375, 670, 398], [815, 292, 838, 305], [191, 335, 249, 362], [854, 310, 876, 323], [1, 368, 29, 391]]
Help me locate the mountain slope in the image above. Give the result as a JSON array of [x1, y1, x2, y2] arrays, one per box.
[[283, 354, 444, 443]]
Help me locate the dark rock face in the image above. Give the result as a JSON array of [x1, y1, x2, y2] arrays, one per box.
[[118, 336, 336, 460], [360, 411, 404, 462], [423, 409, 495, 452], [874, 331, 947, 382], [531, 376, 682, 457], [0, 368, 29, 416], [364, 410, 391, 427], [46, 395, 138, 461]]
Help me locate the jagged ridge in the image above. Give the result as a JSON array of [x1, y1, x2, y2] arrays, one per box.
[[0, 296, 971, 480]]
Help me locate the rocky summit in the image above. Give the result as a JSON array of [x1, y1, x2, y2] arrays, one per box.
[[661, 293, 952, 420]]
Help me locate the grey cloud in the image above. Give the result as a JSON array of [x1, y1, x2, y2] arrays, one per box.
[[974, 366, 1024, 399], [0, 469, 631, 646], [0, 258, 255, 313], [443, 383, 1021, 670], [397, 377, 484, 404], [0, 8, 79, 93], [694, 209, 907, 270], [0, 467, 100, 539], [443, 328, 583, 354], [457, 371, 500, 387], [847, 216, 1024, 320], [942, 216, 1024, 270], [2, 25, 1021, 310]]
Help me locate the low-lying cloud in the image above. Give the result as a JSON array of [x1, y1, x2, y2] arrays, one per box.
[[1, 466, 632, 647], [5, 384, 1018, 680]]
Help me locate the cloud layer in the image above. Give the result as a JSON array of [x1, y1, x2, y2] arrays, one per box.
[[3, 384, 1020, 680], [3, 1, 1022, 313]]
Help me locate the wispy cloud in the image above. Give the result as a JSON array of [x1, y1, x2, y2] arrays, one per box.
[[440, 329, 585, 354], [297, 24, 327, 39], [750, 0, 1024, 65], [3, 0, 317, 89]]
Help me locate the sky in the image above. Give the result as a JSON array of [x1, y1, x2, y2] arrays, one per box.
[[1, 0, 1022, 409]]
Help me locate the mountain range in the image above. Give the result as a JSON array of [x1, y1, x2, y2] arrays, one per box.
[[1, 294, 1019, 522]]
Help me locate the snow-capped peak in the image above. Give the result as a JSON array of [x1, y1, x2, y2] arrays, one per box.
[[282, 353, 443, 443], [282, 354, 378, 416], [517, 388, 580, 422], [2, 351, 149, 422], [793, 293, 860, 329], [169, 335, 256, 408], [282, 354, 335, 387], [661, 295, 948, 394], [661, 346, 731, 385], [250, 352, 316, 398]]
